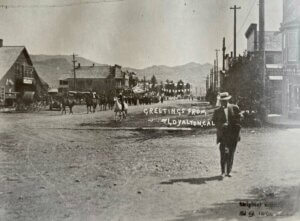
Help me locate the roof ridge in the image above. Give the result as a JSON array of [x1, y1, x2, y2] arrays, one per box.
[[78, 65, 110, 67], [0, 46, 25, 48], [0, 46, 26, 80]]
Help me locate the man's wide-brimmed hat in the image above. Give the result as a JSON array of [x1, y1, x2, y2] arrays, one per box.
[[219, 92, 232, 101]]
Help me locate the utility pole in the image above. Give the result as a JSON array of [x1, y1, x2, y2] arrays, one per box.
[[213, 60, 217, 92], [259, 0, 265, 52], [222, 37, 226, 71], [259, 0, 266, 118], [72, 53, 78, 91], [215, 49, 220, 91], [259, 0, 265, 87], [230, 5, 241, 59], [215, 49, 220, 72]]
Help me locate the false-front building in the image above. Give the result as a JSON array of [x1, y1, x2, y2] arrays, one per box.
[[280, 0, 300, 118]]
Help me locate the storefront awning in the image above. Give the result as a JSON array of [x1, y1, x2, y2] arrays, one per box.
[[5, 92, 19, 99], [133, 88, 145, 94], [269, 76, 283, 80], [23, 91, 35, 102], [266, 64, 283, 69], [48, 88, 59, 93]]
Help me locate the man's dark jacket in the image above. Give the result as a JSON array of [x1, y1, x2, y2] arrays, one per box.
[[212, 104, 242, 144]]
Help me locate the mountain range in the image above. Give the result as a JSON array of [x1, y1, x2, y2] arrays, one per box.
[[31, 55, 212, 90], [124, 62, 212, 91], [31, 55, 101, 88]]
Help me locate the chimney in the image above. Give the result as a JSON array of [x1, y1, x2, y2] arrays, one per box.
[[0, 39, 3, 47], [77, 63, 81, 68], [92, 63, 95, 67]]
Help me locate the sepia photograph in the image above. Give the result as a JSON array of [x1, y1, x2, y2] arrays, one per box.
[[0, 0, 300, 220]]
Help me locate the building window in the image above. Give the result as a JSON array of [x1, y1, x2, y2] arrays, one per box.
[[87, 79, 92, 87], [296, 87, 300, 108], [286, 30, 299, 62], [266, 54, 275, 64], [116, 80, 121, 87], [77, 80, 84, 89], [59, 80, 68, 86]]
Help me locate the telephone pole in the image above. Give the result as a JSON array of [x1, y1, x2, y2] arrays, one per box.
[[72, 53, 78, 91], [215, 49, 220, 71], [222, 37, 226, 71], [230, 5, 241, 59], [215, 49, 220, 91], [259, 0, 265, 53], [259, 0, 266, 117], [259, 0, 265, 87]]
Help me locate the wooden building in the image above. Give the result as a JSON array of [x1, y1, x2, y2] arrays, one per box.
[[245, 23, 283, 114], [59, 64, 129, 96], [0, 40, 48, 107], [280, 0, 300, 118]]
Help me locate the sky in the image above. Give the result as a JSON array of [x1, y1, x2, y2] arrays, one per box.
[[0, 0, 282, 69]]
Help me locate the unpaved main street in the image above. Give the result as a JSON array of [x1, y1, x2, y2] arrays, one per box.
[[1, 100, 300, 221]]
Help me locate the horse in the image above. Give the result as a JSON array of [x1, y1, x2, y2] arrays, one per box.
[[108, 97, 115, 110], [99, 96, 107, 111], [61, 97, 75, 114], [113, 97, 128, 122], [86, 93, 98, 114]]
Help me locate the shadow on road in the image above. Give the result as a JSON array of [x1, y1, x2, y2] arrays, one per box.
[[170, 185, 300, 221], [160, 175, 223, 185], [107, 129, 215, 142]]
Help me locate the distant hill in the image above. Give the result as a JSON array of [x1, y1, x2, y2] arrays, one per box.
[[31, 54, 212, 91], [124, 62, 213, 91], [31, 55, 101, 88]]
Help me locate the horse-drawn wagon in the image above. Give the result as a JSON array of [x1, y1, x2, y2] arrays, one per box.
[[48, 88, 61, 111]]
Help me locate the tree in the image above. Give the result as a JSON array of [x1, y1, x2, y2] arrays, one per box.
[[151, 75, 157, 89], [129, 73, 138, 88], [221, 54, 264, 120], [205, 88, 217, 105], [177, 80, 184, 96]]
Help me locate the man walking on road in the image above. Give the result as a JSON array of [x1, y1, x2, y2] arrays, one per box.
[[212, 92, 242, 177]]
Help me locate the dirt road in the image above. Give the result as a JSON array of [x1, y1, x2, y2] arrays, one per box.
[[1, 100, 300, 221]]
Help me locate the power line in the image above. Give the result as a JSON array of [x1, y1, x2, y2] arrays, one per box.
[[227, 0, 257, 51], [0, 0, 123, 9], [237, 0, 257, 38], [230, 5, 241, 59]]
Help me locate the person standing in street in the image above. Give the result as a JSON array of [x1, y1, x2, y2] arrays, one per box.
[[216, 92, 221, 107], [118, 92, 125, 112], [212, 92, 242, 177]]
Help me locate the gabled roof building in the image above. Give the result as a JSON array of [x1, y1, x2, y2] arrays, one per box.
[[0, 39, 48, 106]]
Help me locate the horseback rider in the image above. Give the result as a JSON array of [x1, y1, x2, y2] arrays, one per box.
[[92, 91, 97, 99], [118, 92, 125, 112]]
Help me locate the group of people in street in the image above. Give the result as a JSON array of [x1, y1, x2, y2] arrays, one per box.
[[52, 90, 165, 114], [54, 88, 242, 178]]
